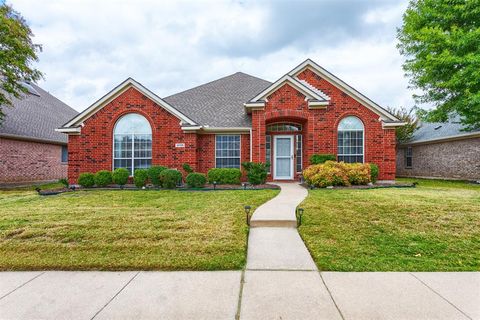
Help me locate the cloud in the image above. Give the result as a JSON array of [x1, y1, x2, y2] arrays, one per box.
[[10, 0, 414, 112]]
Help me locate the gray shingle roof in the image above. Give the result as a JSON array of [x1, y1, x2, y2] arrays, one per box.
[[409, 121, 480, 143], [164, 72, 271, 127], [0, 83, 78, 144]]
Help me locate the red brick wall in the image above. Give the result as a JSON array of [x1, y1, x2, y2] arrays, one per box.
[[68, 87, 197, 184], [0, 137, 67, 184]]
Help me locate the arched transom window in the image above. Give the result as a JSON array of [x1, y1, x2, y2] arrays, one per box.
[[337, 116, 364, 163], [266, 122, 302, 133], [113, 113, 152, 175]]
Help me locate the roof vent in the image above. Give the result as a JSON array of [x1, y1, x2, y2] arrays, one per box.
[[434, 125, 442, 130]]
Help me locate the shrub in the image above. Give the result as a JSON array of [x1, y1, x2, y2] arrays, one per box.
[[94, 170, 112, 187], [242, 162, 270, 185], [310, 154, 336, 164], [58, 178, 69, 188], [186, 172, 207, 188], [78, 172, 95, 188], [370, 163, 379, 183], [159, 169, 183, 189], [182, 163, 194, 174], [345, 163, 371, 185], [148, 166, 167, 187], [134, 169, 149, 188], [207, 168, 242, 184], [112, 168, 130, 186]]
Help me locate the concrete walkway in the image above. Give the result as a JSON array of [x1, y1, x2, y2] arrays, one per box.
[[1, 183, 479, 319]]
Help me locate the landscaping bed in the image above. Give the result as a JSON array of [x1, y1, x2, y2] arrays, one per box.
[[0, 188, 279, 271], [298, 178, 480, 271]]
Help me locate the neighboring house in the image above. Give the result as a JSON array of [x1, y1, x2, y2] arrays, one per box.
[[397, 120, 480, 180], [57, 59, 404, 184], [0, 82, 78, 184]]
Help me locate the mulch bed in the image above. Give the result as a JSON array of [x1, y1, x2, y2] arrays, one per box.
[[302, 182, 416, 190]]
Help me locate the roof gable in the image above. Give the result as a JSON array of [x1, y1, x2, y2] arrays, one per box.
[[289, 59, 399, 121], [59, 78, 196, 132]]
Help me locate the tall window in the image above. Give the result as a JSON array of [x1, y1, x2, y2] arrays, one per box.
[[61, 146, 68, 163], [265, 135, 272, 173], [337, 116, 364, 163], [215, 135, 240, 168], [405, 147, 413, 168], [113, 113, 152, 175], [296, 134, 302, 172]]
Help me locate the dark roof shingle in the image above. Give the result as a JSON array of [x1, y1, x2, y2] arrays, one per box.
[[164, 72, 271, 127], [0, 83, 78, 144], [409, 121, 480, 143]]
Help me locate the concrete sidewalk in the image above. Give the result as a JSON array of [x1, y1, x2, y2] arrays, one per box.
[[0, 271, 478, 319]]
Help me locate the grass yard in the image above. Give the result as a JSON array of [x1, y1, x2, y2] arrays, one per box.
[[0, 187, 278, 271], [299, 178, 480, 271]]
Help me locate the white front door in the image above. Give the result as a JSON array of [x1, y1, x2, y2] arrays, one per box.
[[274, 135, 294, 180]]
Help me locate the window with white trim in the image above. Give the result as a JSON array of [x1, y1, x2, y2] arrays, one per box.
[[265, 135, 272, 173], [405, 147, 412, 168], [113, 113, 152, 175], [337, 116, 364, 163], [215, 135, 240, 168], [296, 134, 302, 172]]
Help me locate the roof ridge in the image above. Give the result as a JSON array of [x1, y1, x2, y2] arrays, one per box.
[[164, 72, 270, 99]]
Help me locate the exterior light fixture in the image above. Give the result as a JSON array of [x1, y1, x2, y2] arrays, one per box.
[[35, 187, 41, 194], [69, 185, 76, 191], [242, 182, 247, 190], [297, 207, 304, 226], [213, 181, 217, 190], [244, 205, 252, 226]]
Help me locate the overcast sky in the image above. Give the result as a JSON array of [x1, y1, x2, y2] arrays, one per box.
[[10, 0, 414, 112]]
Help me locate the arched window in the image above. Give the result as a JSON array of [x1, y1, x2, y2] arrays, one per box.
[[337, 116, 364, 163], [113, 113, 152, 175]]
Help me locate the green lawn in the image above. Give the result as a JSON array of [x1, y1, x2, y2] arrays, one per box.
[[299, 178, 480, 271], [0, 188, 278, 271]]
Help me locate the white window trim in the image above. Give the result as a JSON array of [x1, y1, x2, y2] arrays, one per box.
[[337, 117, 365, 163], [405, 147, 413, 169], [215, 134, 242, 169]]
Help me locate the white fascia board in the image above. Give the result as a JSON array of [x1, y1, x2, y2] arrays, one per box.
[[249, 75, 327, 102], [289, 59, 399, 122], [181, 126, 203, 131], [382, 122, 407, 128], [244, 102, 266, 108], [201, 127, 251, 133], [55, 127, 81, 134], [63, 78, 197, 128], [308, 101, 329, 109]]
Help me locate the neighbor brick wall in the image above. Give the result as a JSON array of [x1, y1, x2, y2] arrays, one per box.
[[68, 87, 197, 184], [0, 137, 67, 184], [396, 137, 480, 180]]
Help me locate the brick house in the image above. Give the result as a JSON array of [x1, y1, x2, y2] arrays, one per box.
[[0, 82, 78, 185], [397, 119, 480, 180], [57, 59, 404, 184]]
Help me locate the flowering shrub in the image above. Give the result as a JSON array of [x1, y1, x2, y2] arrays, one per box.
[[303, 161, 372, 188]]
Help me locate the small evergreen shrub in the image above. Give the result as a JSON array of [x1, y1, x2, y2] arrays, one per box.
[[148, 166, 167, 187], [58, 178, 69, 188], [303, 161, 374, 188], [242, 162, 270, 185], [207, 168, 242, 184], [345, 163, 371, 185], [370, 163, 379, 183], [134, 169, 149, 188], [182, 163, 194, 174], [94, 170, 112, 187], [78, 172, 95, 188], [186, 172, 207, 188], [159, 169, 183, 189], [309, 154, 336, 164], [112, 168, 130, 186]]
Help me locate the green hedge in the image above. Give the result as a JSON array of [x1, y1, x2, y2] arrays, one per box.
[[94, 170, 112, 187], [186, 172, 207, 188], [78, 173, 95, 188], [112, 168, 130, 186], [148, 166, 167, 187], [242, 162, 269, 185], [207, 168, 242, 184], [370, 163, 379, 183], [159, 169, 182, 189], [309, 154, 336, 164], [134, 169, 149, 188]]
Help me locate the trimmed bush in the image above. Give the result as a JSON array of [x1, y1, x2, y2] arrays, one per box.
[[134, 169, 149, 188], [242, 162, 270, 185], [112, 168, 130, 186], [94, 170, 112, 187], [207, 168, 242, 184], [182, 163, 194, 174], [58, 178, 69, 188], [78, 172, 95, 188], [370, 163, 379, 183], [310, 154, 336, 164], [345, 163, 371, 185], [148, 166, 167, 187], [303, 161, 374, 188], [159, 169, 183, 189], [186, 172, 207, 188]]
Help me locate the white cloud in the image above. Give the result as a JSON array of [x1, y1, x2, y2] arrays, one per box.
[[10, 0, 415, 112]]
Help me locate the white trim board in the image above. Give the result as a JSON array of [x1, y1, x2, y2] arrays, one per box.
[[61, 78, 197, 129]]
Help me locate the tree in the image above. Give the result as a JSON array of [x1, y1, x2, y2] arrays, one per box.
[[0, 4, 43, 124], [387, 107, 419, 143], [397, 0, 480, 130]]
